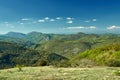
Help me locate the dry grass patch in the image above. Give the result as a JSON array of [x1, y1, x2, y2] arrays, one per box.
[[0, 66, 120, 80]]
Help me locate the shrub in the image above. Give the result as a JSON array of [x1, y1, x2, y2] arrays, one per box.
[[16, 64, 23, 71], [113, 70, 120, 76], [106, 59, 120, 67], [38, 60, 47, 66]]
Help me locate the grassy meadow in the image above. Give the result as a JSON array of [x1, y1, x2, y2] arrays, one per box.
[[0, 66, 120, 80]]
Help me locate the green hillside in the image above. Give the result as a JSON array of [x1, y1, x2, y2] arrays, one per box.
[[35, 33, 120, 59], [25, 32, 65, 44], [38, 40, 91, 58], [0, 41, 40, 69], [0, 41, 68, 69], [70, 43, 120, 67], [1, 32, 120, 68]]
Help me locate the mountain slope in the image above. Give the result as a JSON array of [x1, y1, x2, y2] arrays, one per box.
[[2, 31, 66, 44], [37, 39, 91, 58], [1, 32, 120, 68], [0, 41, 69, 69], [70, 43, 120, 67], [35, 32, 120, 59], [0, 41, 40, 69]]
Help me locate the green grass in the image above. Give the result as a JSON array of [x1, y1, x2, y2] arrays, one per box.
[[0, 66, 120, 80]]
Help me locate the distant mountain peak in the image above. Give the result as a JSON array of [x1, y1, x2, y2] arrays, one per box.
[[27, 31, 43, 35], [5, 32, 26, 38], [6, 31, 24, 34]]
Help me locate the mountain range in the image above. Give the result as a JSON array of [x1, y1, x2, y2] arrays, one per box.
[[0, 31, 120, 68]]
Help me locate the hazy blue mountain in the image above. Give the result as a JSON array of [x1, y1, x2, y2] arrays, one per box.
[[5, 32, 26, 38]]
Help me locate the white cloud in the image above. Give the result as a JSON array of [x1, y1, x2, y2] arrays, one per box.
[[92, 19, 97, 22], [56, 17, 62, 20], [50, 19, 55, 21], [66, 17, 73, 20], [44, 17, 49, 20], [66, 26, 85, 29], [84, 20, 90, 23], [38, 20, 45, 23], [107, 25, 120, 30], [65, 26, 96, 30], [88, 26, 96, 29], [21, 18, 30, 21], [84, 19, 97, 22], [66, 20, 73, 24]]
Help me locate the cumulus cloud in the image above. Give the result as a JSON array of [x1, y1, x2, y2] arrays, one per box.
[[66, 26, 84, 29], [44, 17, 49, 20], [84, 19, 97, 22], [66, 17, 73, 20], [21, 18, 30, 21], [65, 26, 96, 30], [88, 26, 96, 29], [107, 25, 120, 30], [38, 20, 45, 23], [50, 19, 55, 21], [92, 19, 97, 21], [66, 20, 73, 24], [56, 17, 62, 20]]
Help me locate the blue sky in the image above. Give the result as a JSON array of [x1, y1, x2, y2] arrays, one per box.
[[0, 0, 120, 34]]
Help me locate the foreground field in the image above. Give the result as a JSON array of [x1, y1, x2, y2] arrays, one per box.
[[0, 66, 120, 80]]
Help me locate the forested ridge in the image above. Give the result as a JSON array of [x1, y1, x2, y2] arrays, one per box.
[[0, 32, 120, 69]]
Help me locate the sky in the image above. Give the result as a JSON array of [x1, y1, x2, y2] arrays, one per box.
[[0, 0, 120, 34]]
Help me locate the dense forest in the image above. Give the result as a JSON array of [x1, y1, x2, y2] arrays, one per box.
[[0, 32, 120, 69]]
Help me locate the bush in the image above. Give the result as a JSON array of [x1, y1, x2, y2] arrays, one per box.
[[113, 70, 120, 76], [106, 59, 120, 67], [71, 59, 96, 67], [16, 64, 23, 71], [38, 60, 47, 66]]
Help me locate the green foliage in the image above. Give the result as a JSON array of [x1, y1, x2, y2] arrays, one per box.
[[0, 41, 42, 69], [0, 41, 69, 69], [1, 32, 120, 68], [113, 70, 120, 76], [106, 59, 120, 67], [46, 53, 69, 67], [16, 64, 23, 71], [71, 59, 96, 68], [25, 31, 65, 44], [38, 60, 47, 66], [38, 40, 91, 58], [70, 43, 120, 67]]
